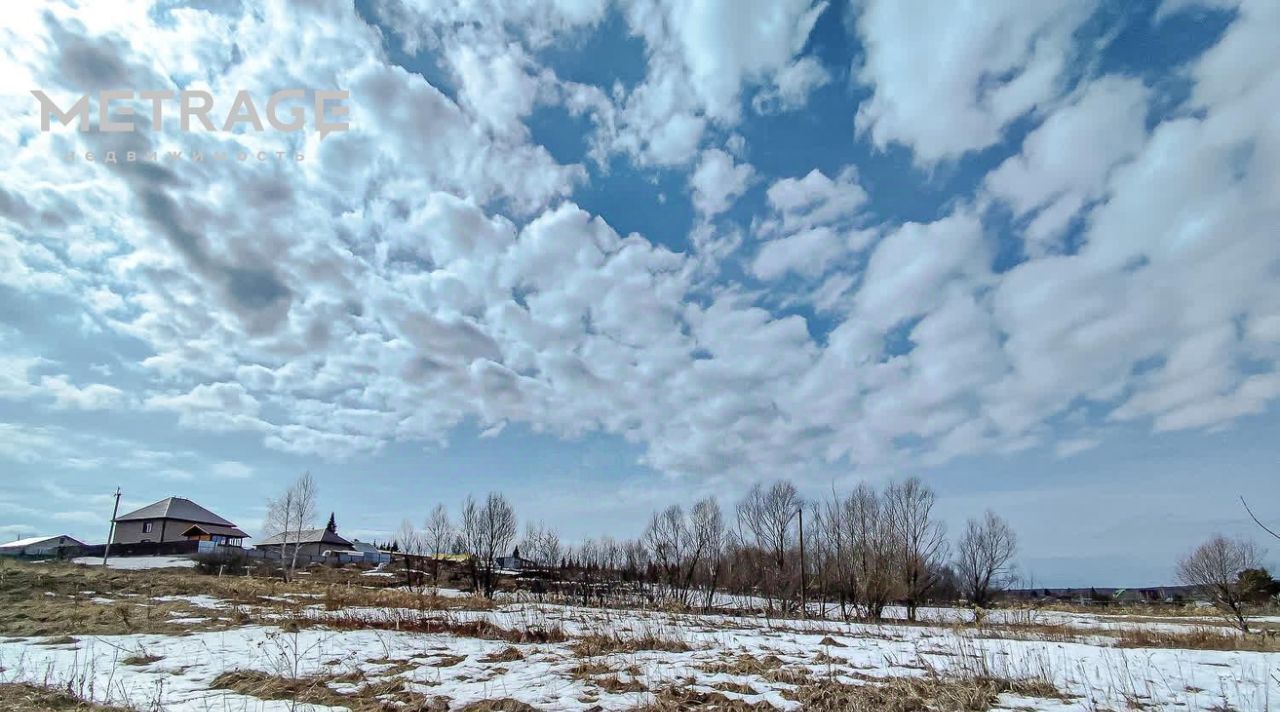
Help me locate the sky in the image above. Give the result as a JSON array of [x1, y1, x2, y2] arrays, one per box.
[[0, 0, 1277, 587]]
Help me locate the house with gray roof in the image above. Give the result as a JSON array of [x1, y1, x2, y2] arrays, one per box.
[[111, 497, 248, 547], [254, 524, 353, 559]]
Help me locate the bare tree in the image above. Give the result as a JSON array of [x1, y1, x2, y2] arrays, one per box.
[[471, 492, 517, 598], [459, 496, 482, 593], [845, 483, 896, 620], [396, 518, 425, 591], [1177, 534, 1263, 632], [424, 504, 453, 590], [263, 472, 317, 581], [691, 496, 725, 610], [886, 477, 948, 621], [645, 504, 689, 602], [736, 481, 801, 610], [954, 510, 1017, 611], [520, 521, 562, 569], [814, 486, 853, 619]]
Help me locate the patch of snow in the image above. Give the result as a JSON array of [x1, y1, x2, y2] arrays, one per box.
[[72, 556, 197, 570], [153, 594, 227, 610]]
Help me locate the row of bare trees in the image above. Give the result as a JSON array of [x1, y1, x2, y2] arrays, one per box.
[[727, 478, 1017, 620], [396, 493, 518, 598], [266, 473, 1018, 613]]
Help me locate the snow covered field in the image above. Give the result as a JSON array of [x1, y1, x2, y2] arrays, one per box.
[[0, 563, 1274, 706], [0, 604, 1274, 706]]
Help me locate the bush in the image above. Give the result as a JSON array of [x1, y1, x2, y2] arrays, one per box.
[[193, 551, 248, 575]]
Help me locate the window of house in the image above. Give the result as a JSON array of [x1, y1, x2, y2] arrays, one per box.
[[142, 521, 153, 533]]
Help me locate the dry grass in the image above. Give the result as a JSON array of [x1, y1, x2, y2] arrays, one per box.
[[319, 608, 569, 644], [120, 653, 162, 666], [480, 645, 526, 663], [457, 700, 540, 711], [210, 668, 447, 711], [782, 674, 1065, 711], [967, 616, 1280, 653], [1112, 626, 1280, 652], [635, 686, 772, 710], [0, 683, 136, 711], [0, 595, 230, 638], [569, 626, 692, 657], [0, 560, 487, 616], [698, 653, 812, 686], [567, 660, 616, 677]]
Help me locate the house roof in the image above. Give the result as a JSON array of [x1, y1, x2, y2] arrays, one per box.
[[114, 497, 238, 526], [0, 535, 83, 550], [255, 528, 352, 548], [180, 523, 250, 539]]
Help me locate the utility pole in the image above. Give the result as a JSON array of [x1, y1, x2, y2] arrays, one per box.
[[798, 505, 806, 620], [102, 487, 121, 567]]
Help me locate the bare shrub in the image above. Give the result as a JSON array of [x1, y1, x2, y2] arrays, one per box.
[[1176, 534, 1263, 632]]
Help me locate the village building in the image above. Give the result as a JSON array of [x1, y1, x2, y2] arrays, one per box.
[[254, 513, 353, 558], [0, 535, 85, 558], [110, 497, 248, 546]]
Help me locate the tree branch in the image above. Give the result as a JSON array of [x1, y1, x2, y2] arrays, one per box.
[[1240, 496, 1280, 541]]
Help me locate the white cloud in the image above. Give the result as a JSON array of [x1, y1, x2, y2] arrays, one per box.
[[448, 43, 545, 138], [989, 0, 1280, 437], [593, 0, 828, 166], [854, 0, 1096, 163], [752, 227, 848, 280], [145, 383, 267, 434], [0, 356, 43, 400], [641, 0, 829, 123], [0, 0, 1276, 491], [690, 148, 754, 219], [753, 56, 831, 114], [40, 375, 130, 411], [52, 510, 105, 524], [855, 211, 990, 330], [987, 76, 1151, 253], [752, 167, 870, 283], [762, 167, 867, 234]]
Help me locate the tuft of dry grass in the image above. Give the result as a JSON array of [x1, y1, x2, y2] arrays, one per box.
[[569, 626, 692, 657], [784, 674, 1066, 711], [567, 660, 615, 677], [699, 653, 812, 686], [634, 687, 772, 710], [0, 683, 135, 711], [210, 669, 447, 711], [457, 699, 540, 711], [120, 653, 163, 666], [480, 645, 526, 663]]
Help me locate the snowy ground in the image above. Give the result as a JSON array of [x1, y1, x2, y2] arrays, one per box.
[[0, 596, 1274, 706], [1, 580, 1276, 710], [69, 555, 197, 569]]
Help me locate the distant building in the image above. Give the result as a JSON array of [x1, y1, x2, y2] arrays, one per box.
[[111, 497, 248, 546], [495, 546, 535, 570], [255, 516, 353, 558], [350, 539, 392, 564], [0, 535, 85, 558]]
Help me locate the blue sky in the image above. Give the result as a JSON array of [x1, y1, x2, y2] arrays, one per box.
[[1, 0, 1278, 587]]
